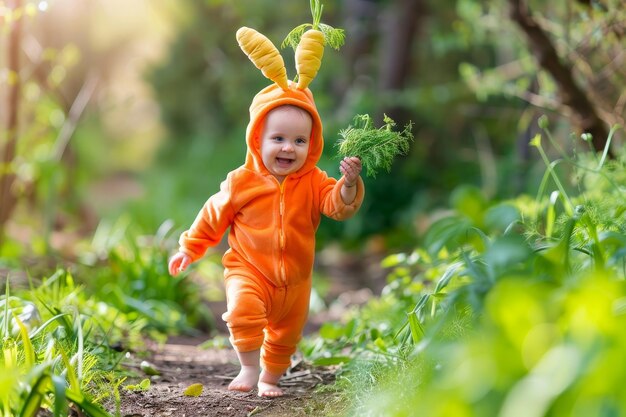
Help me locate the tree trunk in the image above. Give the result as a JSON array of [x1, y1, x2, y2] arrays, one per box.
[[508, 0, 609, 152], [378, 0, 425, 125], [334, 0, 380, 106], [0, 0, 23, 243]]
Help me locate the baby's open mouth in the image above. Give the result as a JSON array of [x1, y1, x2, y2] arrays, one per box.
[[276, 157, 294, 166]]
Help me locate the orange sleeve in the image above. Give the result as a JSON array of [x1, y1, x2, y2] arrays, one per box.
[[318, 170, 365, 221], [178, 176, 236, 262]]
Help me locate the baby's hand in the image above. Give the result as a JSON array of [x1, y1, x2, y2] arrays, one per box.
[[340, 157, 362, 187], [168, 252, 192, 276]]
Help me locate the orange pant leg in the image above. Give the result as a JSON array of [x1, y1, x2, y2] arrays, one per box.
[[222, 274, 270, 353], [261, 279, 311, 375]]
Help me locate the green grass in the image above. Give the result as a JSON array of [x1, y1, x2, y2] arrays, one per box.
[[0, 223, 223, 416], [1, 271, 122, 416]]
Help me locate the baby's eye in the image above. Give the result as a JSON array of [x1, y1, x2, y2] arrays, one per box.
[[296, 138, 307, 145], [274, 136, 284, 142]]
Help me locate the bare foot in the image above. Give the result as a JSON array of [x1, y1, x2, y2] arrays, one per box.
[[258, 381, 283, 397], [258, 370, 283, 397], [228, 366, 259, 392]]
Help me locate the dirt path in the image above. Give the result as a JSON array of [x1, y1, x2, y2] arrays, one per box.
[[115, 337, 340, 417], [112, 251, 385, 416]]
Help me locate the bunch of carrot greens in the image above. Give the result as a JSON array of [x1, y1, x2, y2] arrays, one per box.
[[336, 114, 414, 178]]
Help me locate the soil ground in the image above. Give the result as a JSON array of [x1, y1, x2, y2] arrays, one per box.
[[114, 336, 343, 417]]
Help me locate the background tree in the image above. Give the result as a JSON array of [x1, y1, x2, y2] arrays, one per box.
[[0, 0, 24, 243], [461, 0, 624, 152], [0, 0, 172, 252], [508, 0, 616, 152]]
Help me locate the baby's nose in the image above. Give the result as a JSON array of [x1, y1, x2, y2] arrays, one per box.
[[282, 142, 294, 151]]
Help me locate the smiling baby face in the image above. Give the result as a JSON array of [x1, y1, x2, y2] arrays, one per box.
[[260, 105, 313, 183]]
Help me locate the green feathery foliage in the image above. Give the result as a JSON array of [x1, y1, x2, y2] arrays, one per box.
[[336, 114, 413, 178], [282, 0, 345, 50]]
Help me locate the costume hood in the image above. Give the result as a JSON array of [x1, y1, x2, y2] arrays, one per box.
[[236, 26, 327, 179], [243, 81, 323, 178]]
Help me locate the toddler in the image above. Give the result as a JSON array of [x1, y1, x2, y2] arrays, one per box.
[[169, 81, 364, 397]]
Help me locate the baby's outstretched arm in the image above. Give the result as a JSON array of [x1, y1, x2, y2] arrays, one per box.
[[339, 156, 362, 204], [168, 252, 192, 276]]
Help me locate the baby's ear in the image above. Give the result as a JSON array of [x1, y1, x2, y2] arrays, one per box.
[[237, 27, 289, 90]]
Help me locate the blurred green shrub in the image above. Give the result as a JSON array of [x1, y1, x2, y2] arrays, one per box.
[[77, 217, 218, 334], [304, 124, 626, 416]]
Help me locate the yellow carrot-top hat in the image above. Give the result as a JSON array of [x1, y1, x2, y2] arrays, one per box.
[[237, 0, 344, 175], [236, 25, 327, 92]]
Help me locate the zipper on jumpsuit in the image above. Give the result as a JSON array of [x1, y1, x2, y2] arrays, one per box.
[[277, 179, 287, 285]]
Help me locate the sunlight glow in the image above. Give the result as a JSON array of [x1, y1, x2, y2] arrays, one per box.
[[38, 1, 48, 12]]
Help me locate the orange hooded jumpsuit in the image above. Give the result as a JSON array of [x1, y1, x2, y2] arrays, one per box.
[[177, 82, 365, 375]]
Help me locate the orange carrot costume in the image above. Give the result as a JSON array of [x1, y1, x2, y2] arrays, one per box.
[[177, 28, 364, 375]]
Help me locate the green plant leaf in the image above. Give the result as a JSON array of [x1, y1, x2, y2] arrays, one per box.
[[319, 322, 345, 340], [407, 312, 424, 344], [140, 360, 160, 376], [124, 378, 150, 392], [484, 204, 521, 233], [139, 378, 151, 390], [374, 337, 387, 352], [51, 374, 68, 417], [450, 185, 486, 226], [381, 253, 407, 268], [25, 313, 71, 340], [423, 216, 472, 256], [2, 278, 9, 340], [19, 373, 51, 417], [484, 235, 532, 273], [65, 389, 112, 417], [14, 316, 35, 367], [434, 262, 464, 294], [183, 383, 203, 397], [312, 356, 351, 366], [58, 346, 81, 394]]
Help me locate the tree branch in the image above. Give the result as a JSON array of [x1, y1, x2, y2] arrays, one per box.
[[508, 0, 609, 152], [53, 71, 99, 162]]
